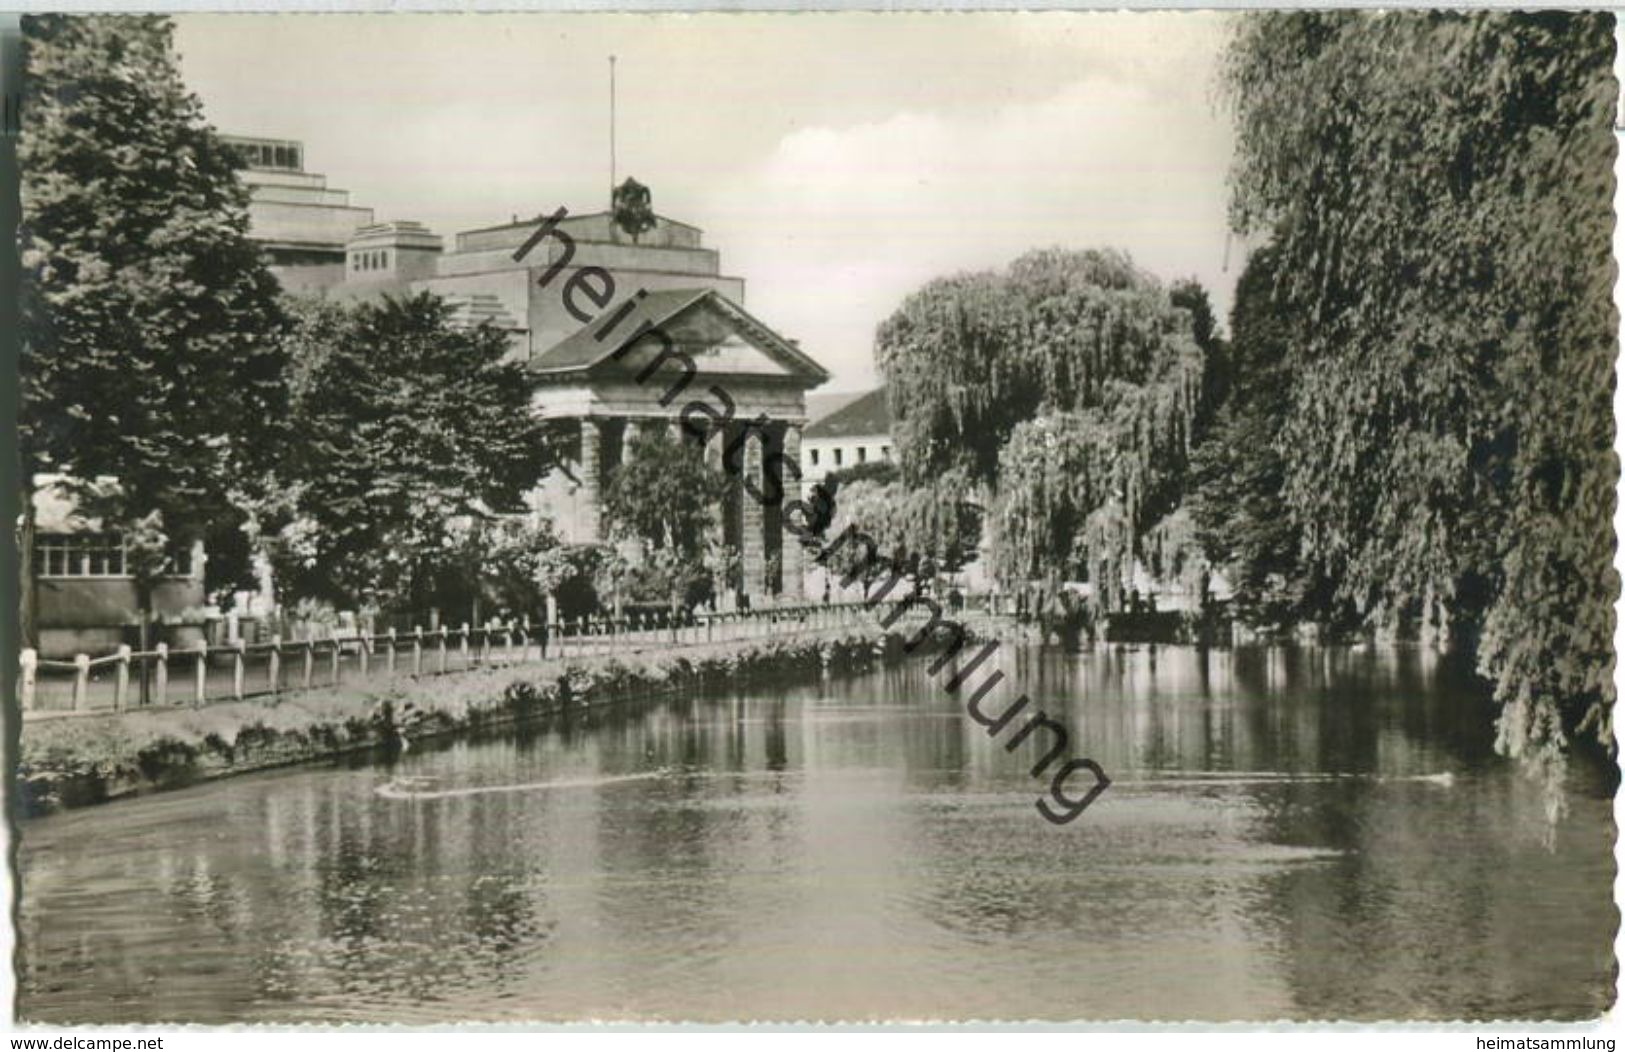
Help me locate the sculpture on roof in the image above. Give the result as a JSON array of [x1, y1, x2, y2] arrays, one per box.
[[611, 177, 656, 243]]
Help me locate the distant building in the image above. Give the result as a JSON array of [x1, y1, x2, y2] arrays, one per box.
[[236, 138, 830, 604], [222, 135, 374, 289], [29, 477, 206, 658], [801, 387, 892, 494]]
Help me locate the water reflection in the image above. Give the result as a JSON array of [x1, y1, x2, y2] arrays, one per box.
[[18, 645, 1616, 1023]]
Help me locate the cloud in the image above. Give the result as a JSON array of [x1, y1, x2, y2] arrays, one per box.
[[702, 65, 1235, 391]]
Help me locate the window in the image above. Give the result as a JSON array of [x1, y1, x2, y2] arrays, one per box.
[[273, 145, 289, 168], [881, 445, 891, 461], [809, 449, 820, 467], [858, 447, 868, 463], [35, 533, 196, 579], [834, 448, 844, 467], [36, 533, 125, 578]]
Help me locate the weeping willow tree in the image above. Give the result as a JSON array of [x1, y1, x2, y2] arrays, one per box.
[[878, 248, 1212, 602], [1224, 11, 1617, 798], [818, 470, 983, 592]]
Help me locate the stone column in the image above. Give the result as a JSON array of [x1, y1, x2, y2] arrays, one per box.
[[579, 418, 602, 543], [780, 423, 806, 599], [740, 426, 767, 603], [704, 421, 726, 555], [614, 418, 642, 563]]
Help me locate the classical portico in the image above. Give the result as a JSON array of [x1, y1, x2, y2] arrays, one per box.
[[527, 286, 829, 604]]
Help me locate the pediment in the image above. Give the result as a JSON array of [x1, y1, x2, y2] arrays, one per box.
[[529, 288, 829, 387]]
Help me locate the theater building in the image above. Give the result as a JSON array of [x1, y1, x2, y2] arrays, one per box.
[[233, 136, 830, 603]]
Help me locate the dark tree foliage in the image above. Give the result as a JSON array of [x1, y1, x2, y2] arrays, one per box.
[[822, 460, 899, 493], [19, 14, 288, 622], [601, 428, 729, 609], [1187, 244, 1313, 625], [602, 428, 724, 561], [818, 476, 984, 590], [1224, 11, 1617, 790], [876, 249, 1212, 595], [878, 248, 1204, 492], [269, 293, 554, 614]]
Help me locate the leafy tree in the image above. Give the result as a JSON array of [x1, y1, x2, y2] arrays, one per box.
[[601, 427, 726, 610], [1224, 12, 1617, 790], [443, 513, 561, 625], [877, 248, 1209, 492], [822, 459, 899, 492], [818, 473, 983, 594], [1171, 276, 1229, 416], [270, 293, 554, 616], [19, 14, 288, 642], [877, 248, 1212, 599], [534, 542, 612, 622], [1187, 243, 1311, 625]]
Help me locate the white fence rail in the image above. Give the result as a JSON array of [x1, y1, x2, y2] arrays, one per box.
[[19, 601, 893, 719]]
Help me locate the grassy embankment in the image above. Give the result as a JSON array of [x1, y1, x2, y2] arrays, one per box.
[[16, 626, 929, 816]]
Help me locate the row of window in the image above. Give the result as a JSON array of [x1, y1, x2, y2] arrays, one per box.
[[35, 534, 195, 579], [806, 444, 891, 469], [234, 141, 301, 171], [353, 250, 390, 272]]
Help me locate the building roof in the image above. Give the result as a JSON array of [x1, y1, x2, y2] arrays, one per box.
[[527, 286, 830, 384], [804, 390, 868, 423], [461, 210, 701, 239], [804, 387, 890, 440]]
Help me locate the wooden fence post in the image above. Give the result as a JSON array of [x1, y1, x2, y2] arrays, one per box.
[[302, 633, 314, 690], [73, 652, 90, 712], [194, 641, 207, 705], [154, 642, 168, 706], [460, 622, 471, 667], [438, 627, 449, 674], [114, 644, 132, 712], [233, 639, 246, 700], [20, 648, 37, 713], [358, 630, 370, 677], [387, 627, 398, 675], [329, 629, 340, 685], [269, 634, 282, 694], [412, 627, 424, 676]]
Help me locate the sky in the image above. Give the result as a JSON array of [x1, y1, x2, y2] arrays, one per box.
[[176, 13, 1239, 392]]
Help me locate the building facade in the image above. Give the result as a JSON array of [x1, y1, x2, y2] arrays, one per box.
[[29, 477, 207, 658], [799, 388, 893, 496], [236, 136, 830, 604]]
